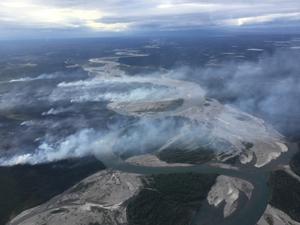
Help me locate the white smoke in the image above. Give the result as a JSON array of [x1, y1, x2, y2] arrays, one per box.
[[8, 72, 62, 83], [50, 77, 178, 103], [170, 49, 300, 137], [2, 46, 298, 168], [0, 118, 188, 166]]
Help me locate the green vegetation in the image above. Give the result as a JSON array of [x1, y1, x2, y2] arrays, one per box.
[[290, 149, 300, 176], [269, 170, 300, 222], [157, 147, 215, 164], [127, 173, 217, 225], [242, 141, 254, 150], [0, 157, 105, 225]]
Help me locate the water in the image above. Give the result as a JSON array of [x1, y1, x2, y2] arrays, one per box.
[[98, 151, 270, 225]]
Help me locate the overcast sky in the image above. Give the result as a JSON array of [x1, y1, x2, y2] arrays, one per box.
[[1, 0, 300, 39]]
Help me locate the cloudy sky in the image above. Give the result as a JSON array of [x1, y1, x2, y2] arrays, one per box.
[[1, 0, 300, 39]]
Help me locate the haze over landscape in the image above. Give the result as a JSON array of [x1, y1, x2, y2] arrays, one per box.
[[0, 1, 300, 225]]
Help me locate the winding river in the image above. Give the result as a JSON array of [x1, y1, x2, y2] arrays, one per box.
[[97, 150, 270, 225], [94, 139, 299, 225]]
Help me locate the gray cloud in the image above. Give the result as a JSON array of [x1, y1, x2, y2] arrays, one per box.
[[0, 0, 300, 39]]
